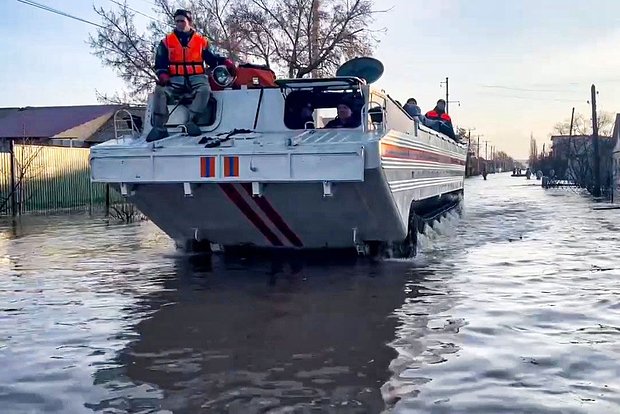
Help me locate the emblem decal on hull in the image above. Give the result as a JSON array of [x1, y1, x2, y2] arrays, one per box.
[[223, 156, 240, 177], [200, 156, 216, 178]]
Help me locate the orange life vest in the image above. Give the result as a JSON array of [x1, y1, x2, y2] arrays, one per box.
[[164, 32, 209, 76], [425, 110, 452, 122]]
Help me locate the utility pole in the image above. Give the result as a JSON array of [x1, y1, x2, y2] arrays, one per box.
[[445, 77, 449, 113], [568, 106, 575, 167], [440, 77, 449, 113], [464, 128, 475, 176], [476, 135, 484, 174], [591, 84, 601, 197], [480, 140, 491, 174], [477, 135, 480, 173], [467, 129, 472, 176], [440, 77, 461, 113]]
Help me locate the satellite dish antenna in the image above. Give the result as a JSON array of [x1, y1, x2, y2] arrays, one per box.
[[336, 57, 384, 84]]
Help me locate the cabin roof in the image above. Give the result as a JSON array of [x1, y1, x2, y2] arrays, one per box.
[[275, 77, 365, 90]]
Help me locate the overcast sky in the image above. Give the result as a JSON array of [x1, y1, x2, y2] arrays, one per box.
[[2, 0, 620, 158]]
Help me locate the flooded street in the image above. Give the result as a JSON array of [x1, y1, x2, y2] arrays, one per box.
[[1, 173, 620, 413]]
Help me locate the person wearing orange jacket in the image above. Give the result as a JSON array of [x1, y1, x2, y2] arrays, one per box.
[[424, 99, 455, 139], [425, 99, 452, 124], [147, 9, 235, 142]]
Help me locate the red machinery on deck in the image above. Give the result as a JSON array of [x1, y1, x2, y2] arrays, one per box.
[[210, 63, 277, 91]]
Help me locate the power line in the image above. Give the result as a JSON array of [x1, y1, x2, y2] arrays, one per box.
[[132, 0, 159, 7], [478, 93, 583, 103], [15, 0, 106, 29], [480, 84, 580, 94], [107, 0, 162, 24], [15, 0, 168, 41]]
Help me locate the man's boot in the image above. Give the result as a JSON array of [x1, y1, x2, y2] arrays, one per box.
[[146, 127, 169, 142], [146, 113, 169, 142], [185, 111, 203, 136]]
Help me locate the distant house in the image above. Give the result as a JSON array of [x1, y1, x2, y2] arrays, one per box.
[[550, 133, 613, 187], [0, 105, 145, 216], [0, 105, 145, 148]]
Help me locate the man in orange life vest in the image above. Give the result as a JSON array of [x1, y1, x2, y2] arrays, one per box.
[[148, 9, 235, 142], [424, 99, 455, 139]]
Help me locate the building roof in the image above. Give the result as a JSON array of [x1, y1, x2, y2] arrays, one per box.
[[551, 134, 590, 141], [0, 105, 124, 140], [551, 134, 612, 143], [0, 108, 19, 122]]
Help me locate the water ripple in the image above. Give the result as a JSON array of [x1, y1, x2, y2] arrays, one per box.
[[1, 176, 620, 413]]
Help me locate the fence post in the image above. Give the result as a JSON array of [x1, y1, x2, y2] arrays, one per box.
[[9, 139, 16, 217], [88, 175, 93, 215], [105, 184, 110, 217]]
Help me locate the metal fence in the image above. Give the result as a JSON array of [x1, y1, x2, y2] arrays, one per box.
[[0, 144, 124, 216]]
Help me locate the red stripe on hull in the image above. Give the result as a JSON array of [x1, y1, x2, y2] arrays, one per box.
[[219, 184, 283, 246], [241, 184, 303, 247]]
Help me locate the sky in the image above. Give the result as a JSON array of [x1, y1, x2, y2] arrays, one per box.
[[2, 0, 620, 158]]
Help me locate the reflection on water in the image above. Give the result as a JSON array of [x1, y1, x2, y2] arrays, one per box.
[[119, 256, 410, 413], [1, 175, 620, 413]]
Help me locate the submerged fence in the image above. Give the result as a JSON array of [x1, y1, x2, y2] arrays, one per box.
[[0, 144, 125, 216]]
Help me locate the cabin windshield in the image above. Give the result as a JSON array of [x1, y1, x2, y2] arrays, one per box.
[[280, 78, 365, 130]]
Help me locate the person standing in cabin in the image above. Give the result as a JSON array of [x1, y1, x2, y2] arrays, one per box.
[[147, 9, 236, 142]]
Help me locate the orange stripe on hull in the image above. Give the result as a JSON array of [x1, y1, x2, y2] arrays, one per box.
[[380, 143, 465, 166]]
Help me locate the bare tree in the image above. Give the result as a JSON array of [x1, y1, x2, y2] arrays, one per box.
[[494, 150, 516, 170], [566, 138, 592, 187], [231, 0, 383, 78], [0, 139, 45, 214], [548, 111, 615, 193], [89, 0, 384, 99], [553, 111, 615, 137]]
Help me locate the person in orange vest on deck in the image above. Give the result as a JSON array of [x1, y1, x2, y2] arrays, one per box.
[[147, 9, 236, 142], [424, 99, 455, 139]]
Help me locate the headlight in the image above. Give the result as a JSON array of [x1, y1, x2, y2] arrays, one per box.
[[212, 65, 235, 88]]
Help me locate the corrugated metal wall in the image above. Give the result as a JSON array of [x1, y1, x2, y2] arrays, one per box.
[[0, 144, 124, 215]]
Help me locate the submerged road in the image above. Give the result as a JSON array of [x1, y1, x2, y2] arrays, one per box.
[[1, 173, 620, 413]]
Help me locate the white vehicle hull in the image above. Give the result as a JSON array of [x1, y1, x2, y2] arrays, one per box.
[[90, 83, 466, 254]]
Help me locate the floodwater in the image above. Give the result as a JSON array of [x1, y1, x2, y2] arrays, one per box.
[[1, 174, 620, 413]]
